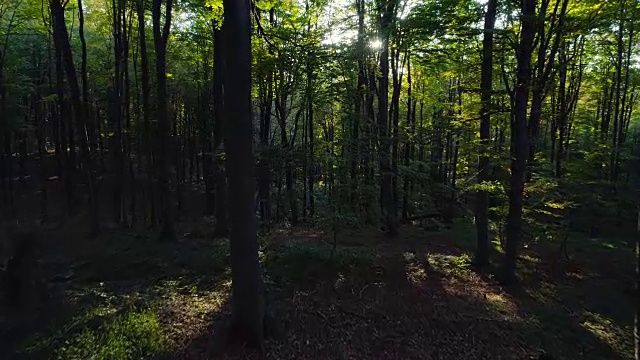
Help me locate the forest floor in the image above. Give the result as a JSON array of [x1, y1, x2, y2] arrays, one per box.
[[0, 215, 635, 360]]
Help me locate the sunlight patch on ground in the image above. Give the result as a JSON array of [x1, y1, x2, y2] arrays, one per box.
[[160, 286, 231, 354], [57, 309, 165, 360], [482, 293, 521, 321], [526, 282, 560, 304], [403, 252, 428, 284], [580, 311, 634, 355], [426, 253, 473, 279]]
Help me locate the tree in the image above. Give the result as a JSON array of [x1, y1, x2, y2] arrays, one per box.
[[223, 0, 265, 350], [377, 0, 399, 236], [213, 25, 229, 237], [136, 0, 156, 226], [152, 0, 176, 240], [50, 0, 99, 233], [503, 0, 536, 283], [637, 205, 640, 360], [474, 0, 497, 269]]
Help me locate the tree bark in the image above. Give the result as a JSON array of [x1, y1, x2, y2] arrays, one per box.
[[50, 0, 99, 233], [610, 4, 624, 181], [636, 207, 640, 360], [213, 26, 229, 237], [223, 0, 265, 350], [136, 0, 155, 227], [503, 0, 535, 283], [377, 0, 398, 236], [402, 51, 412, 220], [152, 0, 175, 240]]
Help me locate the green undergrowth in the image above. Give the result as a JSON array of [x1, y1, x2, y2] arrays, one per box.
[[55, 308, 165, 360], [22, 306, 166, 360]]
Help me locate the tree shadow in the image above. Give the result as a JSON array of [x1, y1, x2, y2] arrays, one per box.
[[209, 229, 529, 359], [6, 220, 631, 360], [1, 226, 233, 360], [498, 247, 633, 360]]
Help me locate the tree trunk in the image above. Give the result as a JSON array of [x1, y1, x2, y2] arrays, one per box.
[[50, 0, 99, 233], [503, 0, 535, 283], [390, 48, 403, 222], [213, 26, 229, 237], [402, 51, 412, 220], [306, 53, 315, 219], [556, 43, 567, 178], [223, 0, 265, 350], [636, 207, 640, 360], [527, 0, 568, 180], [112, 0, 125, 224], [136, 0, 155, 227], [258, 76, 273, 224], [152, 0, 175, 240], [610, 4, 624, 181], [377, 0, 398, 236]]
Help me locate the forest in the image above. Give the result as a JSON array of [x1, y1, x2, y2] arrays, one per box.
[[0, 0, 639, 358]]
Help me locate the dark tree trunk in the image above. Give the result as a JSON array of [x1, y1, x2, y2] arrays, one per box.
[[351, 0, 365, 204], [50, 0, 99, 233], [390, 48, 403, 222], [556, 44, 567, 178], [306, 53, 315, 219], [610, 5, 624, 181], [112, 0, 125, 224], [136, 0, 155, 227], [636, 208, 640, 360], [223, 0, 265, 350], [616, 20, 634, 178], [152, 0, 175, 240], [53, 23, 72, 214], [258, 73, 273, 224], [213, 26, 229, 237], [526, 0, 568, 180], [377, 0, 398, 236], [402, 51, 413, 220], [503, 0, 535, 283], [307, 74, 315, 218]]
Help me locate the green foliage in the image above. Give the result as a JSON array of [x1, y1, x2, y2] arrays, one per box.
[[24, 308, 166, 360], [55, 309, 164, 360]]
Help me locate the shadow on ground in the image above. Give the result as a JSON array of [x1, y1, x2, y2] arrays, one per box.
[[1, 217, 634, 360], [0, 224, 232, 360]]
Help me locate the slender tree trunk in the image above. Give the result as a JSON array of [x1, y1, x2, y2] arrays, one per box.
[[617, 21, 633, 176], [377, 0, 398, 235], [527, 0, 568, 179], [274, 72, 298, 226], [213, 25, 229, 237], [503, 0, 535, 283], [610, 5, 624, 181], [351, 0, 365, 206], [152, 0, 175, 240], [258, 74, 273, 224], [223, 0, 265, 350], [476, 0, 497, 266], [51, 0, 99, 233], [306, 56, 315, 219], [390, 48, 403, 222], [53, 22, 72, 214], [636, 207, 640, 360], [124, 8, 135, 226], [112, 0, 125, 223], [556, 44, 567, 178], [136, 0, 155, 226], [34, 92, 48, 221], [402, 51, 412, 220]]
